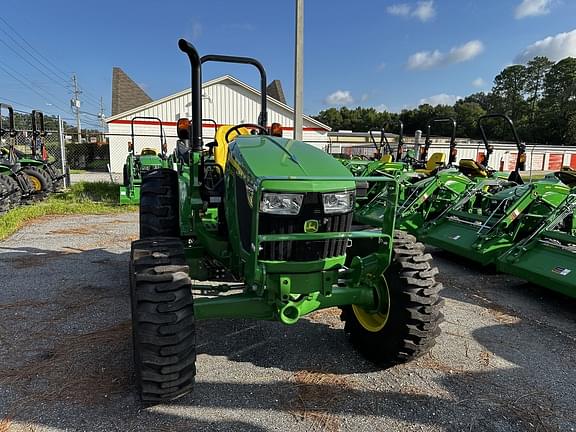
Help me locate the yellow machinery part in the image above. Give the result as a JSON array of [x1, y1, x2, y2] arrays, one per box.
[[140, 148, 158, 156], [214, 125, 250, 169], [379, 154, 393, 163], [415, 152, 446, 175]]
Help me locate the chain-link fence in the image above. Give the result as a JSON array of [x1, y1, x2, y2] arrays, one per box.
[[13, 130, 63, 167]]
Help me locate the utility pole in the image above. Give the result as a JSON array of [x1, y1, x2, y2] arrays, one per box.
[[293, 0, 304, 141], [71, 74, 82, 144], [99, 96, 105, 130]]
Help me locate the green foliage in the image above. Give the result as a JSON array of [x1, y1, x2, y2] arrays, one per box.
[[0, 181, 136, 240], [314, 56, 576, 145]]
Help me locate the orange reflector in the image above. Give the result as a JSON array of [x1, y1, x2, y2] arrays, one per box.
[[177, 118, 191, 140], [519, 154, 527, 163], [270, 122, 283, 137]]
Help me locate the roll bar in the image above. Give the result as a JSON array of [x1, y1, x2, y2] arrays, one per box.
[[31, 110, 46, 158], [130, 116, 167, 156], [178, 38, 268, 153], [478, 114, 525, 173], [423, 117, 457, 165], [0, 103, 16, 138]]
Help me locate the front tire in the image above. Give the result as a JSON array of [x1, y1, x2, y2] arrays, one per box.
[[130, 237, 196, 403], [341, 230, 444, 365], [140, 169, 179, 238]]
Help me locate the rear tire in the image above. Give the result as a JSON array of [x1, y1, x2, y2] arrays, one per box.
[[341, 230, 444, 365], [0, 174, 22, 207], [140, 169, 179, 238], [130, 237, 196, 403], [22, 166, 51, 198], [0, 177, 10, 214]]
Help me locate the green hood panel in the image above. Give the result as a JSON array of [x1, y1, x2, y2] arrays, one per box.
[[229, 136, 355, 192]]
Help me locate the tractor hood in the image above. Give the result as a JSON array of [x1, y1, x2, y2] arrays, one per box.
[[228, 135, 355, 192]]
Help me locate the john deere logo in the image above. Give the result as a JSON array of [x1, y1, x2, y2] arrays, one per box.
[[304, 220, 319, 233]]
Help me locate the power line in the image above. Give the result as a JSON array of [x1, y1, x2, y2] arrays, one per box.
[[0, 36, 70, 91], [0, 63, 68, 113], [0, 15, 70, 83]]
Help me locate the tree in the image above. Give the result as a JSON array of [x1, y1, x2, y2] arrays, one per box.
[[525, 56, 554, 120], [454, 101, 486, 138], [491, 65, 528, 123], [540, 57, 576, 144]]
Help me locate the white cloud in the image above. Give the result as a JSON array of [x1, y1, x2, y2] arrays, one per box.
[[412, 0, 436, 22], [373, 104, 389, 112], [448, 40, 484, 62], [324, 90, 354, 106], [515, 0, 552, 19], [386, 1, 435, 22], [386, 3, 411, 16], [515, 29, 576, 63], [419, 93, 461, 106], [407, 40, 484, 70], [472, 77, 485, 87]]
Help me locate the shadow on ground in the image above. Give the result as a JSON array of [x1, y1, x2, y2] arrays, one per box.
[[0, 245, 574, 431]]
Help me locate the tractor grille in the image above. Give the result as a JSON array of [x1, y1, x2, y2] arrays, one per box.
[[258, 193, 353, 261]]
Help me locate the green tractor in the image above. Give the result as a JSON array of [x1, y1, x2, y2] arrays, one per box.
[[129, 39, 444, 402], [11, 110, 67, 195], [0, 103, 37, 208], [496, 186, 576, 298], [119, 117, 169, 204], [356, 114, 526, 236]]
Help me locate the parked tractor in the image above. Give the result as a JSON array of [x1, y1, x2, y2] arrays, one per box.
[[14, 110, 66, 195], [119, 117, 169, 204], [496, 186, 576, 298], [129, 39, 444, 402], [0, 103, 37, 208], [356, 114, 526, 236]]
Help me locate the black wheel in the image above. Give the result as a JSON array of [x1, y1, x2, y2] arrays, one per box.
[[130, 237, 196, 403], [140, 169, 179, 238], [123, 164, 129, 187], [47, 165, 65, 191], [0, 177, 9, 214], [341, 230, 444, 365], [0, 174, 22, 207], [22, 166, 51, 198]]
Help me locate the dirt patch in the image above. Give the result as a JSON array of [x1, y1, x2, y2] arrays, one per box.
[[48, 226, 99, 236], [289, 370, 355, 432], [0, 321, 132, 412]]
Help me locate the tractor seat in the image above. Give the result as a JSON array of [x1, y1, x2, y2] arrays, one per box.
[[140, 148, 158, 156], [213, 125, 250, 170], [415, 152, 446, 175], [176, 140, 190, 162], [379, 154, 393, 163], [458, 159, 488, 178]]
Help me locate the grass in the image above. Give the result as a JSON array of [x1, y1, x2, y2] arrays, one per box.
[[0, 181, 137, 241]]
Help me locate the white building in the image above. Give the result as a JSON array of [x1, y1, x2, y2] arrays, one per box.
[[105, 75, 330, 173]]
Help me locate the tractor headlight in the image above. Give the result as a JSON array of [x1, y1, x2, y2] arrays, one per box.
[[322, 191, 354, 214], [260, 193, 303, 215]]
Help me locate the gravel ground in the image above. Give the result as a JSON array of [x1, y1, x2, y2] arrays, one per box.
[[69, 172, 120, 185], [0, 212, 575, 432]]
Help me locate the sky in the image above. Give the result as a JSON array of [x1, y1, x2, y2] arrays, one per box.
[[1, 0, 576, 127]]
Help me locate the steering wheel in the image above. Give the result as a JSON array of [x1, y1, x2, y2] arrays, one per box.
[[224, 123, 268, 143]]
